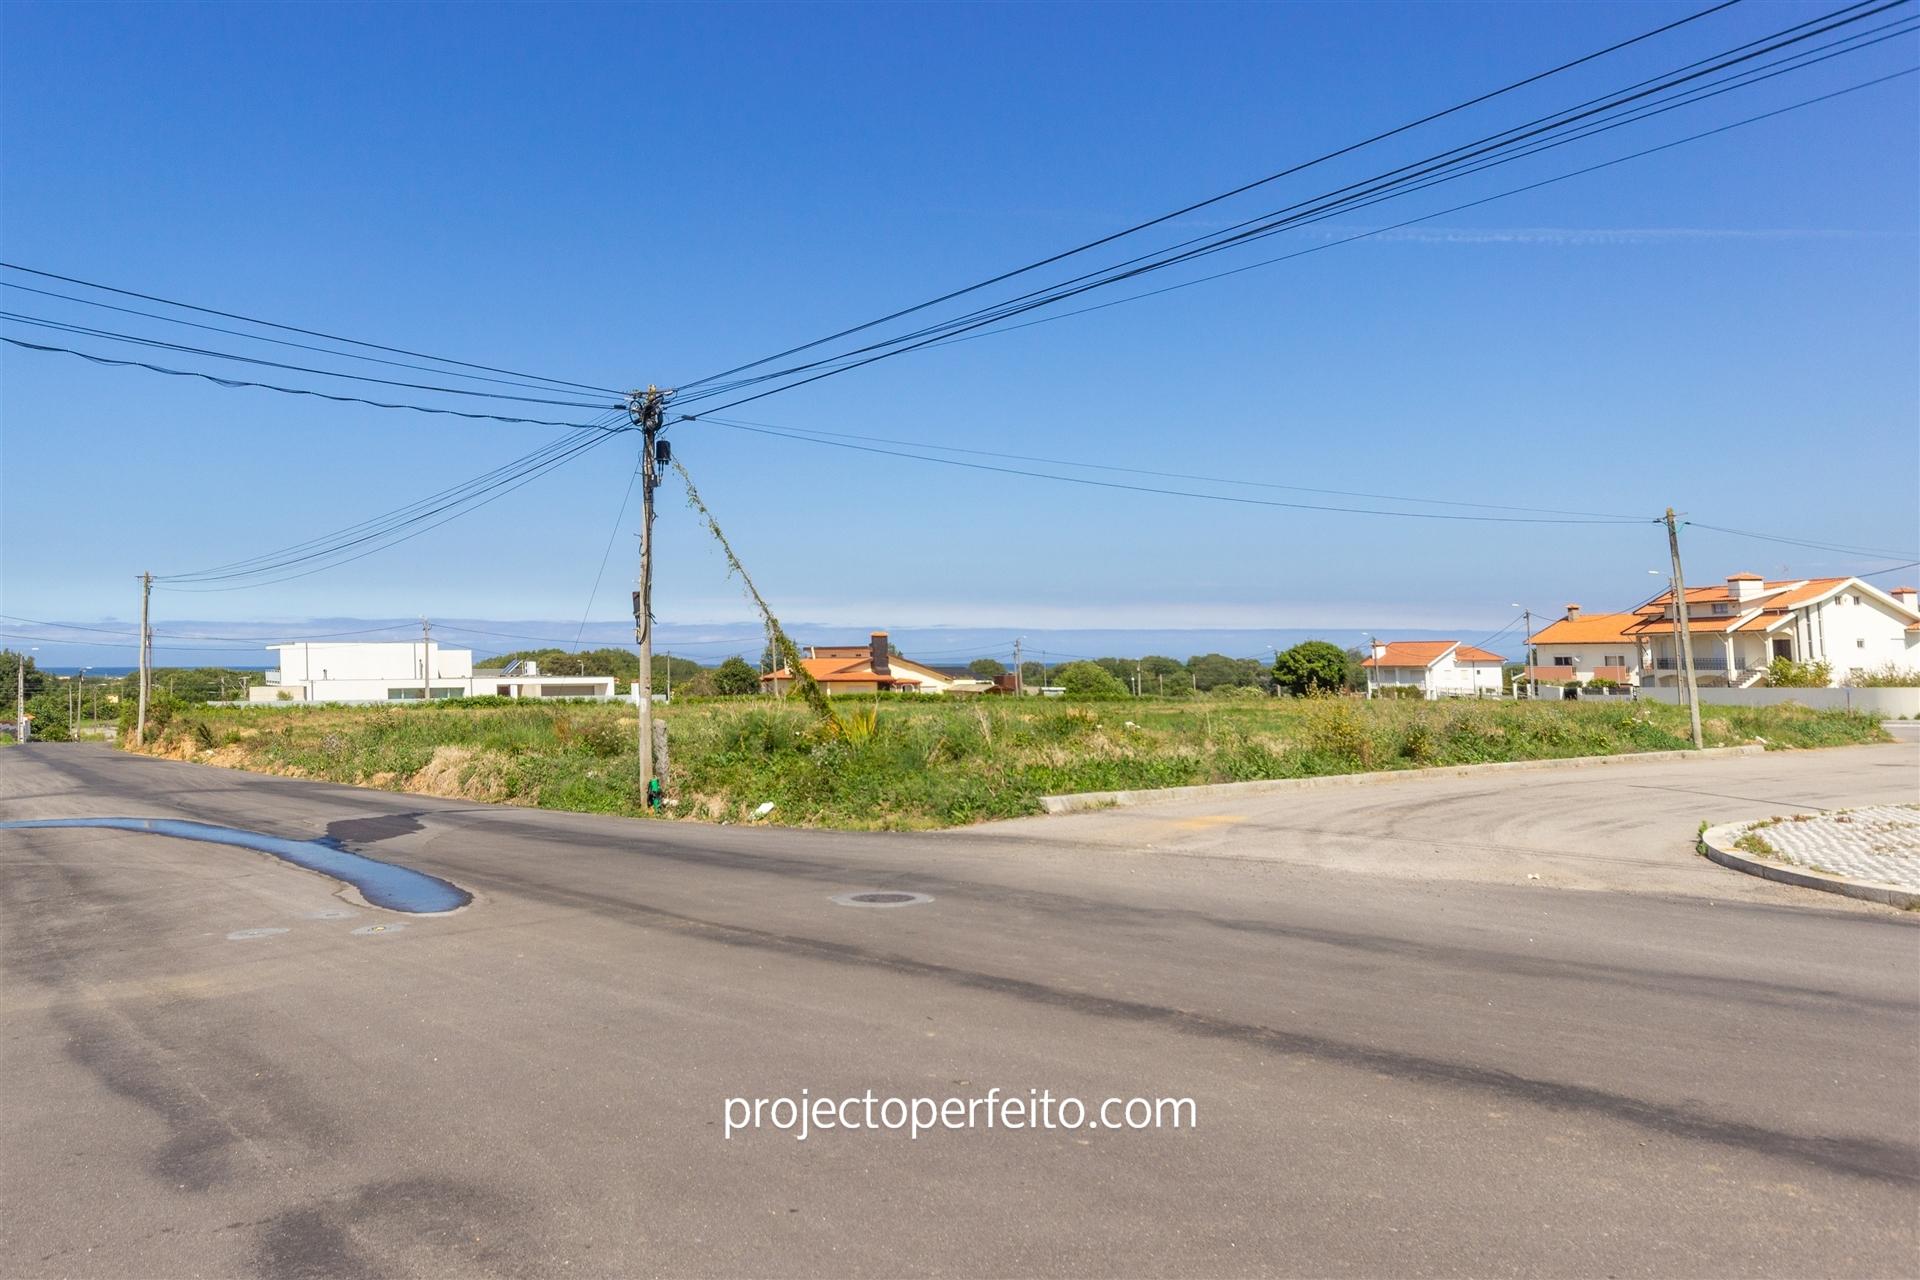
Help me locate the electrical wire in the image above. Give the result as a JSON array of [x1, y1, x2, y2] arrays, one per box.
[[1682, 522, 1920, 561], [0, 281, 620, 400], [677, 18, 1916, 412], [159, 431, 619, 591], [1, 312, 614, 409], [695, 414, 1648, 520], [673, 0, 1750, 395], [0, 337, 627, 431], [572, 452, 644, 653], [699, 416, 1657, 524], [160, 425, 621, 582], [0, 261, 619, 396]]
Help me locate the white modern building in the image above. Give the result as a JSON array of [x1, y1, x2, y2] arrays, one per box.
[[248, 643, 614, 703], [1360, 640, 1505, 699]]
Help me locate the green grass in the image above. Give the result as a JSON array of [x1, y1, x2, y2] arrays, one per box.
[[123, 694, 1891, 830]]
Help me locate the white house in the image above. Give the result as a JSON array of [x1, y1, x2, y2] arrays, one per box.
[[1624, 574, 1920, 688], [249, 643, 614, 703], [1361, 641, 1505, 699], [1526, 605, 1643, 687]]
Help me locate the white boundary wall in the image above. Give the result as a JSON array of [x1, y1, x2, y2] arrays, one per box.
[[1635, 685, 1920, 717]]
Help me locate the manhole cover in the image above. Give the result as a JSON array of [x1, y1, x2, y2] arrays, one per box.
[[226, 927, 290, 941], [831, 891, 933, 909]]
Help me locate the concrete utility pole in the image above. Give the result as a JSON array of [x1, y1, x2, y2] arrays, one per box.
[[135, 572, 152, 746], [1012, 637, 1023, 697], [13, 649, 23, 741], [1511, 605, 1535, 699], [629, 386, 668, 801], [1664, 508, 1704, 749], [420, 618, 433, 702]]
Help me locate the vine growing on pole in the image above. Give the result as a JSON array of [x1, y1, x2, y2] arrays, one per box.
[[671, 459, 839, 730]]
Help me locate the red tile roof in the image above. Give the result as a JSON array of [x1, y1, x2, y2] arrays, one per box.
[[1529, 611, 1640, 645], [1361, 641, 1457, 669], [1451, 645, 1506, 664]]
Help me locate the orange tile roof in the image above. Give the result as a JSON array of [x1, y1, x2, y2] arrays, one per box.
[[1360, 641, 1458, 669], [1625, 613, 1750, 635], [1529, 611, 1640, 645], [1451, 645, 1506, 664], [761, 657, 922, 685]]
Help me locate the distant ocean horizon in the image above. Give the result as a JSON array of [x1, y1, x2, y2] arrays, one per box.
[[11, 619, 1526, 672]]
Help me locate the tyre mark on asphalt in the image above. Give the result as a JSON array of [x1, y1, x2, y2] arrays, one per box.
[[467, 862, 1920, 1187], [21, 746, 1913, 1018]]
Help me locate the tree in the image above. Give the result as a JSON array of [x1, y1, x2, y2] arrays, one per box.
[[1273, 641, 1349, 696], [968, 657, 1006, 678], [1019, 661, 1047, 688], [1056, 661, 1127, 698], [24, 690, 72, 741], [712, 655, 761, 696], [1188, 653, 1262, 691], [0, 650, 50, 702]]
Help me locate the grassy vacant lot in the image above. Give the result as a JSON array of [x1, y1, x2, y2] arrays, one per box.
[[126, 694, 1888, 830]]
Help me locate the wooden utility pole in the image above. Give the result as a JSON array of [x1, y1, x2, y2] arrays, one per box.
[[629, 387, 668, 802], [135, 572, 152, 745], [13, 648, 23, 740], [420, 617, 433, 702], [1012, 637, 1023, 697], [1664, 508, 1704, 749]]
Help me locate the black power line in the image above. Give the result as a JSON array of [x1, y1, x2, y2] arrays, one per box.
[[675, 6, 1914, 413], [696, 414, 1646, 520], [0, 281, 617, 400], [1, 337, 624, 431], [699, 416, 1656, 525], [0, 261, 618, 396], [673, 0, 1750, 396], [1, 312, 614, 409]]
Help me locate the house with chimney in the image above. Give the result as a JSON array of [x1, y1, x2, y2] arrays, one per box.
[[1528, 574, 1920, 689], [1526, 605, 1643, 687], [1360, 640, 1505, 699], [760, 632, 991, 696]]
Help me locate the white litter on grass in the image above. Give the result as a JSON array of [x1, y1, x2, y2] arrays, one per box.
[[752, 802, 776, 819]]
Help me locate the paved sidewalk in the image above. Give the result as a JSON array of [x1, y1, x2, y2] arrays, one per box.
[[1738, 804, 1920, 892]]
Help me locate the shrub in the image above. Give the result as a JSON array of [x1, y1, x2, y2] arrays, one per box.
[[1056, 662, 1128, 698], [1763, 657, 1832, 688], [1845, 664, 1920, 688]]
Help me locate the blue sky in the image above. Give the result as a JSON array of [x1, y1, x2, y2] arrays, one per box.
[[3, 0, 1916, 665]]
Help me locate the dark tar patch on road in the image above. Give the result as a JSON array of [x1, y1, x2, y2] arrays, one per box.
[[0, 817, 471, 914]]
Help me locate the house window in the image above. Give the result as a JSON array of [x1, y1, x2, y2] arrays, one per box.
[[1553, 656, 1575, 667], [1604, 654, 1626, 667], [1712, 603, 1729, 615], [1857, 639, 1866, 649]]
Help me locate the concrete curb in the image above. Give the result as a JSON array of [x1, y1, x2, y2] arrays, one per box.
[[1699, 821, 1919, 910], [1038, 744, 1766, 815]]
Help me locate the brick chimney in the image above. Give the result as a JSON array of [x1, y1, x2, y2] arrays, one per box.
[[870, 631, 891, 676], [1892, 586, 1918, 611], [1564, 603, 1581, 620], [1727, 572, 1765, 602]]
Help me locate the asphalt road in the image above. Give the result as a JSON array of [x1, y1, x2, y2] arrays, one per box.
[[2, 743, 1916, 1278]]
